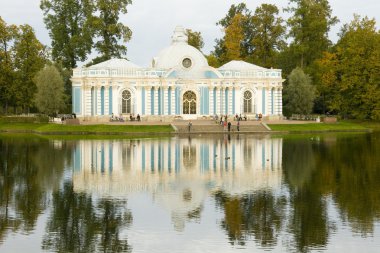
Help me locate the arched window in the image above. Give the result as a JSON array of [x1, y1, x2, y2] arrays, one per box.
[[121, 90, 132, 114], [243, 90, 252, 113], [183, 91, 196, 114]]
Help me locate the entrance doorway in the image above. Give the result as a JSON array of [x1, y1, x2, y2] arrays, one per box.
[[183, 91, 196, 115]]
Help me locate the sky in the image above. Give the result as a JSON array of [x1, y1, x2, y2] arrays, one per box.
[[0, 0, 379, 66]]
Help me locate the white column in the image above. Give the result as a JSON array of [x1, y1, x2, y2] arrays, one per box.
[[265, 87, 271, 116], [104, 85, 109, 116], [209, 87, 214, 116], [154, 87, 159, 115], [278, 87, 283, 115], [171, 87, 175, 115], [146, 87, 151, 115], [164, 87, 169, 115], [228, 86, 233, 115], [84, 86, 91, 117], [96, 86, 101, 115], [256, 85, 262, 115], [216, 87, 221, 115], [235, 87, 242, 115]]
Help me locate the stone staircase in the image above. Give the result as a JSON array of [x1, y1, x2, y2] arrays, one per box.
[[172, 120, 270, 133]]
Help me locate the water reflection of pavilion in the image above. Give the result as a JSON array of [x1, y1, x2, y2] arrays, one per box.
[[72, 136, 282, 230]]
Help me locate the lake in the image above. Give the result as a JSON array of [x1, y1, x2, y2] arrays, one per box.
[[0, 133, 379, 252]]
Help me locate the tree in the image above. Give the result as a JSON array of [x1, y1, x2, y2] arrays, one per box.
[[90, 0, 132, 64], [223, 14, 246, 62], [13, 25, 45, 113], [331, 15, 380, 119], [286, 0, 338, 69], [185, 29, 204, 51], [250, 4, 286, 68], [206, 54, 220, 68], [0, 17, 17, 113], [40, 0, 94, 69], [283, 67, 316, 117], [33, 65, 66, 115], [213, 3, 252, 65], [313, 51, 339, 114]]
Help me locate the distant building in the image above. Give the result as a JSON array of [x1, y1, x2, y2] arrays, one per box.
[[71, 26, 284, 121]]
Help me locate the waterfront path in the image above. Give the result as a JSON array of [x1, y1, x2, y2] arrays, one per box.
[[78, 118, 318, 134]]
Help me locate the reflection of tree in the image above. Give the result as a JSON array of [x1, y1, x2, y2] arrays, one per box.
[[42, 182, 132, 253], [283, 137, 330, 252], [316, 133, 380, 235], [283, 139, 316, 188], [214, 190, 286, 248], [288, 188, 330, 253], [0, 136, 68, 242]]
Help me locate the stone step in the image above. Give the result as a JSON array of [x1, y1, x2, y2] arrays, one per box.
[[173, 122, 269, 133]]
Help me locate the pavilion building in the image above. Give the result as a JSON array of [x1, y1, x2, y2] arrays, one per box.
[[71, 26, 284, 121]]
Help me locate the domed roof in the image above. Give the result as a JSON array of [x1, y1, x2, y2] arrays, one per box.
[[153, 26, 209, 69]]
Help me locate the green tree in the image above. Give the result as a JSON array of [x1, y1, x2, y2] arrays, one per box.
[[286, 0, 338, 69], [0, 17, 17, 113], [40, 0, 94, 69], [250, 4, 286, 68], [332, 15, 380, 119], [90, 0, 132, 65], [13, 25, 46, 113], [283, 67, 316, 117], [34, 65, 66, 115], [185, 29, 204, 51]]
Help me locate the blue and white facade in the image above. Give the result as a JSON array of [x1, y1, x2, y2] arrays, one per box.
[[71, 26, 284, 121]]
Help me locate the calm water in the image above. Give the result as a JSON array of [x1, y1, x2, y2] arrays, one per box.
[[0, 133, 380, 253]]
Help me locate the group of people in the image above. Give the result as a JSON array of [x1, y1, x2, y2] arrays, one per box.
[[234, 114, 247, 121], [129, 114, 141, 121], [110, 113, 141, 122], [110, 113, 124, 122], [213, 115, 241, 132]]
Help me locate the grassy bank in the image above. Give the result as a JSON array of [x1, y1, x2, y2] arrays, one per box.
[[268, 121, 371, 132], [0, 122, 174, 135]]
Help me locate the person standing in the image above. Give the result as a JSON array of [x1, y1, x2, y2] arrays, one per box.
[[188, 121, 192, 132], [228, 121, 231, 132], [223, 121, 227, 131], [237, 121, 240, 131]]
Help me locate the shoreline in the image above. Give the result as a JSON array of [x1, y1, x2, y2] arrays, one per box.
[[0, 120, 375, 137]]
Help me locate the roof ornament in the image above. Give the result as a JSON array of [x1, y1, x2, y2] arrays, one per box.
[[171, 26, 188, 44]]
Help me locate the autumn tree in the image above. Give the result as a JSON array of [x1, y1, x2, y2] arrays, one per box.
[[223, 14, 246, 62], [313, 51, 338, 114], [250, 4, 286, 68], [283, 67, 316, 117], [34, 65, 66, 115], [213, 3, 252, 65], [185, 29, 204, 51]]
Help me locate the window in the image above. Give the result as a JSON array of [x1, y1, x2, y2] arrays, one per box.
[[243, 90, 253, 113], [121, 90, 132, 114]]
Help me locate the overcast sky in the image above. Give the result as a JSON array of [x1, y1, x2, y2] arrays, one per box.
[[1, 0, 379, 66]]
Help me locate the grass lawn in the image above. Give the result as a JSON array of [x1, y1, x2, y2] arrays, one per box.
[[0, 122, 174, 135], [268, 121, 370, 132]]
